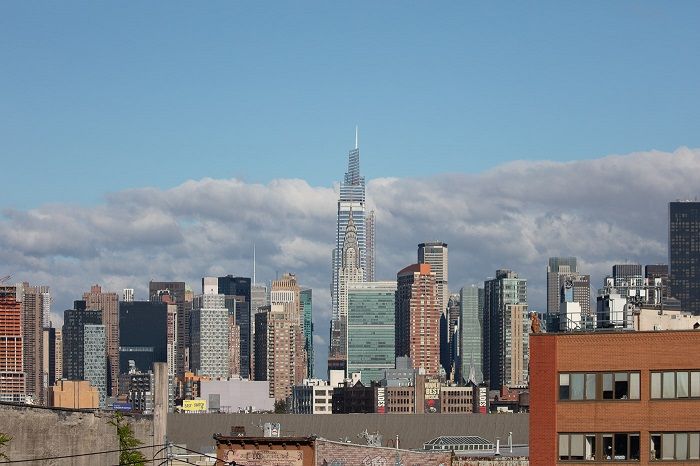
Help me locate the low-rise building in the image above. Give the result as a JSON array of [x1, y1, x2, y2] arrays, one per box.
[[290, 379, 333, 414], [48, 380, 99, 409], [199, 379, 274, 413]]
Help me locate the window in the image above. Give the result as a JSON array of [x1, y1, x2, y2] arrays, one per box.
[[559, 372, 639, 401], [561, 433, 638, 462], [650, 432, 700, 461], [651, 370, 700, 400]]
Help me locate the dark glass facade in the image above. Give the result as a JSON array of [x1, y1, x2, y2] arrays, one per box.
[[218, 276, 251, 378], [669, 201, 700, 315], [62, 300, 102, 380], [119, 301, 168, 374]]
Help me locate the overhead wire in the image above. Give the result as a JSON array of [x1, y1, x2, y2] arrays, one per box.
[[0, 443, 168, 464]]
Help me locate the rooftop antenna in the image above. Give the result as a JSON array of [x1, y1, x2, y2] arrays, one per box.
[[253, 243, 256, 284]]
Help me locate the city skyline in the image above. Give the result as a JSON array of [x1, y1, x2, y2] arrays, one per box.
[[2, 146, 698, 376]]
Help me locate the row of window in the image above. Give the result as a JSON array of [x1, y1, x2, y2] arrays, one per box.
[[558, 432, 700, 462], [559, 372, 640, 401], [651, 371, 700, 399], [559, 370, 700, 401]]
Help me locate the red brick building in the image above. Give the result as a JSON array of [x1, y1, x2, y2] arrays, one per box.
[[395, 263, 440, 375], [530, 330, 700, 463], [0, 285, 25, 402]]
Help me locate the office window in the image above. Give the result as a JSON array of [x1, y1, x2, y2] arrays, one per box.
[[651, 370, 700, 400], [560, 433, 638, 462], [651, 432, 700, 461], [559, 433, 594, 461], [559, 372, 639, 401]]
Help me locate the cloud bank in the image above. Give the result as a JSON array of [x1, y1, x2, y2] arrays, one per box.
[[2, 147, 696, 375]]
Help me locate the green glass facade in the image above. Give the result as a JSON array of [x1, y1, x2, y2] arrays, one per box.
[[300, 288, 313, 378], [347, 282, 396, 383]]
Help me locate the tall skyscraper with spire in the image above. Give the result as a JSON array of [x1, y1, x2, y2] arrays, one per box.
[[329, 128, 367, 369]]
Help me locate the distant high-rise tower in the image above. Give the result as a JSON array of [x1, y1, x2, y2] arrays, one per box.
[[546, 257, 590, 318], [149, 281, 188, 377], [122, 288, 134, 302], [217, 276, 252, 379], [460, 285, 484, 384], [395, 264, 440, 375], [271, 273, 306, 384], [83, 324, 106, 407], [0, 285, 25, 403], [418, 242, 449, 313], [366, 210, 376, 282], [670, 201, 700, 315], [300, 288, 313, 378], [484, 270, 528, 390], [190, 292, 228, 378], [347, 281, 396, 383], [83, 284, 119, 397], [19, 282, 49, 404], [330, 129, 367, 365]]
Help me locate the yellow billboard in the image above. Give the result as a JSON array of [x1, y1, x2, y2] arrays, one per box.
[[182, 399, 207, 412]]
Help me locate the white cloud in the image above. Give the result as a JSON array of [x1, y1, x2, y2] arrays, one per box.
[[1, 147, 697, 374]]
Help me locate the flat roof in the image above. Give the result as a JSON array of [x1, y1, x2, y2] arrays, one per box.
[[531, 328, 700, 337]]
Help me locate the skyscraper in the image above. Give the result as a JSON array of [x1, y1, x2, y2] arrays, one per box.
[[149, 281, 188, 376], [62, 300, 102, 382], [347, 281, 396, 383], [271, 273, 306, 384], [190, 292, 228, 379], [83, 324, 107, 407], [546, 257, 590, 317], [669, 201, 700, 315], [83, 284, 119, 397], [300, 288, 313, 378], [218, 276, 252, 379], [484, 270, 528, 390], [330, 213, 365, 365], [118, 301, 168, 374], [262, 303, 296, 400], [395, 264, 440, 375], [418, 242, 449, 313], [330, 129, 367, 364], [460, 285, 484, 384], [19, 282, 49, 404], [42, 326, 57, 394], [366, 210, 376, 282], [0, 284, 25, 403]]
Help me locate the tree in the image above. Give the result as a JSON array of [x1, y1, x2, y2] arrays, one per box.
[[0, 432, 11, 460], [109, 412, 146, 466], [274, 399, 287, 414]]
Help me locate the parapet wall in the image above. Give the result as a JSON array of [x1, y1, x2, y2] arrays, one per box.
[[0, 403, 154, 466]]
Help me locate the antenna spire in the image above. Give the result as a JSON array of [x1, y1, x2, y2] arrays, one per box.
[[253, 243, 256, 284], [355, 125, 359, 150]]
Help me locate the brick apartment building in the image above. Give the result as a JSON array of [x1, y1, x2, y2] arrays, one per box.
[[530, 329, 700, 463]]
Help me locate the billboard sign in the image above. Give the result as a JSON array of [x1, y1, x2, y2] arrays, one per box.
[[112, 402, 133, 412], [424, 378, 440, 413], [376, 387, 386, 414], [182, 399, 207, 412]]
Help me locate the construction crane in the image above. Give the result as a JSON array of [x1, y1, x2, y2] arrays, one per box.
[[0, 275, 11, 284]]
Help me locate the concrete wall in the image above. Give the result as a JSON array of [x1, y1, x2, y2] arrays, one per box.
[[168, 413, 529, 455], [0, 403, 154, 466]]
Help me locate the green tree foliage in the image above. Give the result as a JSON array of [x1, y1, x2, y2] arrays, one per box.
[[109, 412, 146, 466], [274, 399, 287, 414], [0, 432, 11, 460]]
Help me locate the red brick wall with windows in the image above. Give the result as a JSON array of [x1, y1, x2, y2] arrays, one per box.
[[530, 330, 700, 464]]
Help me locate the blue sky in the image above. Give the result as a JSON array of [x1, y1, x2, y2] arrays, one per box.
[[2, 2, 700, 209]]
